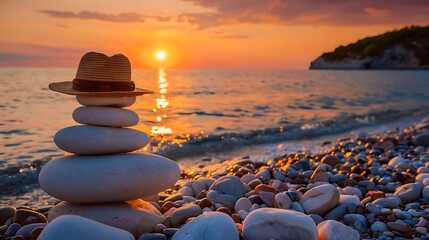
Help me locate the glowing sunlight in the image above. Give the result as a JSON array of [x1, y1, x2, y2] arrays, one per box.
[[156, 50, 167, 61]]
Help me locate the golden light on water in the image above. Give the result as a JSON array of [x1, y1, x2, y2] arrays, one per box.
[[151, 68, 173, 135]]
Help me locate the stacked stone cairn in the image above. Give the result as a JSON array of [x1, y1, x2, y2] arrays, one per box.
[[38, 94, 180, 239]]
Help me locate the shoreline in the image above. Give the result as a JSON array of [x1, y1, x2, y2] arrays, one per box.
[[1, 116, 429, 239], [2, 113, 427, 208]]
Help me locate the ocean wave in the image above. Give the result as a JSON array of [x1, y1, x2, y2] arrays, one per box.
[[153, 108, 425, 159]]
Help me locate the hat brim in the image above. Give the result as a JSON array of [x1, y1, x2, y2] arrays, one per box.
[[49, 81, 153, 97]]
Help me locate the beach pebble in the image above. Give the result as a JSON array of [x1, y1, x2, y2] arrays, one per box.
[[321, 155, 340, 167], [386, 222, 411, 233], [422, 186, 429, 199], [299, 184, 340, 215], [324, 204, 347, 221], [15, 223, 46, 239], [259, 191, 275, 207], [371, 221, 388, 233], [5, 223, 21, 237], [416, 226, 427, 235], [13, 209, 47, 225], [76, 95, 136, 107], [235, 197, 252, 213], [394, 182, 422, 204], [38, 215, 134, 240], [171, 204, 201, 227], [388, 156, 407, 168], [241, 174, 256, 184], [209, 176, 246, 199], [243, 208, 317, 240], [0, 207, 15, 224], [416, 173, 429, 183], [309, 165, 329, 183], [184, 180, 206, 197], [179, 186, 194, 197], [417, 167, 429, 174], [48, 200, 164, 237], [342, 187, 362, 199], [339, 194, 360, 205], [372, 196, 400, 209], [255, 169, 271, 182], [39, 154, 180, 203], [414, 133, 429, 146], [309, 214, 323, 225], [30, 227, 45, 240], [274, 192, 292, 209], [207, 190, 237, 211], [344, 214, 367, 225], [172, 212, 239, 240], [54, 125, 149, 155], [73, 106, 139, 127], [366, 203, 381, 215], [317, 220, 360, 240]]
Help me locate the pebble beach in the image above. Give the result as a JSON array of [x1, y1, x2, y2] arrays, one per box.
[[1, 116, 429, 240]]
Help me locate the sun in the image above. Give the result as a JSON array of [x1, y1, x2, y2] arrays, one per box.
[[156, 50, 167, 61]]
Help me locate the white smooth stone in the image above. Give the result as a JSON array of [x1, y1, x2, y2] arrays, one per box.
[[299, 184, 340, 215], [48, 200, 164, 237], [39, 153, 180, 203], [76, 95, 136, 107], [38, 215, 134, 240], [172, 212, 239, 240], [73, 106, 139, 127], [54, 125, 149, 155], [243, 208, 317, 240]]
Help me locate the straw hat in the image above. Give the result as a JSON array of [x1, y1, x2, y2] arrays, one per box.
[[49, 52, 153, 97]]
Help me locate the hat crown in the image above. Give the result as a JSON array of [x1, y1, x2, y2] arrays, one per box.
[[75, 52, 131, 82]]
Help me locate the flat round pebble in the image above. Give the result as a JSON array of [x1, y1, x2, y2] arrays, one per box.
[[73, 106, 139, 127], [54, 125, 149, 155]]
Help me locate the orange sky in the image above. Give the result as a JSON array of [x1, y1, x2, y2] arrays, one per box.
[[1, 0, 428, 69]]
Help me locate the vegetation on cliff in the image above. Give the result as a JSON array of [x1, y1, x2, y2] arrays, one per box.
[[319, 25, 429, 66]]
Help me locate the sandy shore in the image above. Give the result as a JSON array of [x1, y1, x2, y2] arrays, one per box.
[[1, 117, 429, 239]]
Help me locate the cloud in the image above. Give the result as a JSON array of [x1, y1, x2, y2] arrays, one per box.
[[217, 34, 250, 39], [0, 42, 86, 67], [40, 10, 173, 23], [180, 0, 429, 28]]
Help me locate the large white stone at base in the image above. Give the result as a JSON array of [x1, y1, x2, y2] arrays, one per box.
[[38, 215, 134, 240], [39, 153, 180, 203], [172, 212, 239, 240], [76, 96, 136, 107], [243, 208, 317, 240], [73, 106, 139, 127], [54, 125, 149, 155], [48, 200, 164, 237]]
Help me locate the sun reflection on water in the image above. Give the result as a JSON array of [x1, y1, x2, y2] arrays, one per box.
[[151, 68, 173, 135]]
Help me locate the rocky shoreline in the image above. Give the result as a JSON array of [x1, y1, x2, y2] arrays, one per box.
[[1, 117, 429, 239]]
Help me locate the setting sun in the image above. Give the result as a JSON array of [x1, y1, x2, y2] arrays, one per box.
[[156, 50, 167, 61]]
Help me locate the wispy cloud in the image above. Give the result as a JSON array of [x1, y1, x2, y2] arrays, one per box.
[[180, 0, 429, 28], [217, 34, 250, 39], [40, 10, 173, 23], [39, 1, 429, 30], [0, 42, 86, 67]]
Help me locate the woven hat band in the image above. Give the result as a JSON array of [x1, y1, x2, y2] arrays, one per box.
[[72, 78, 135, 92]]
